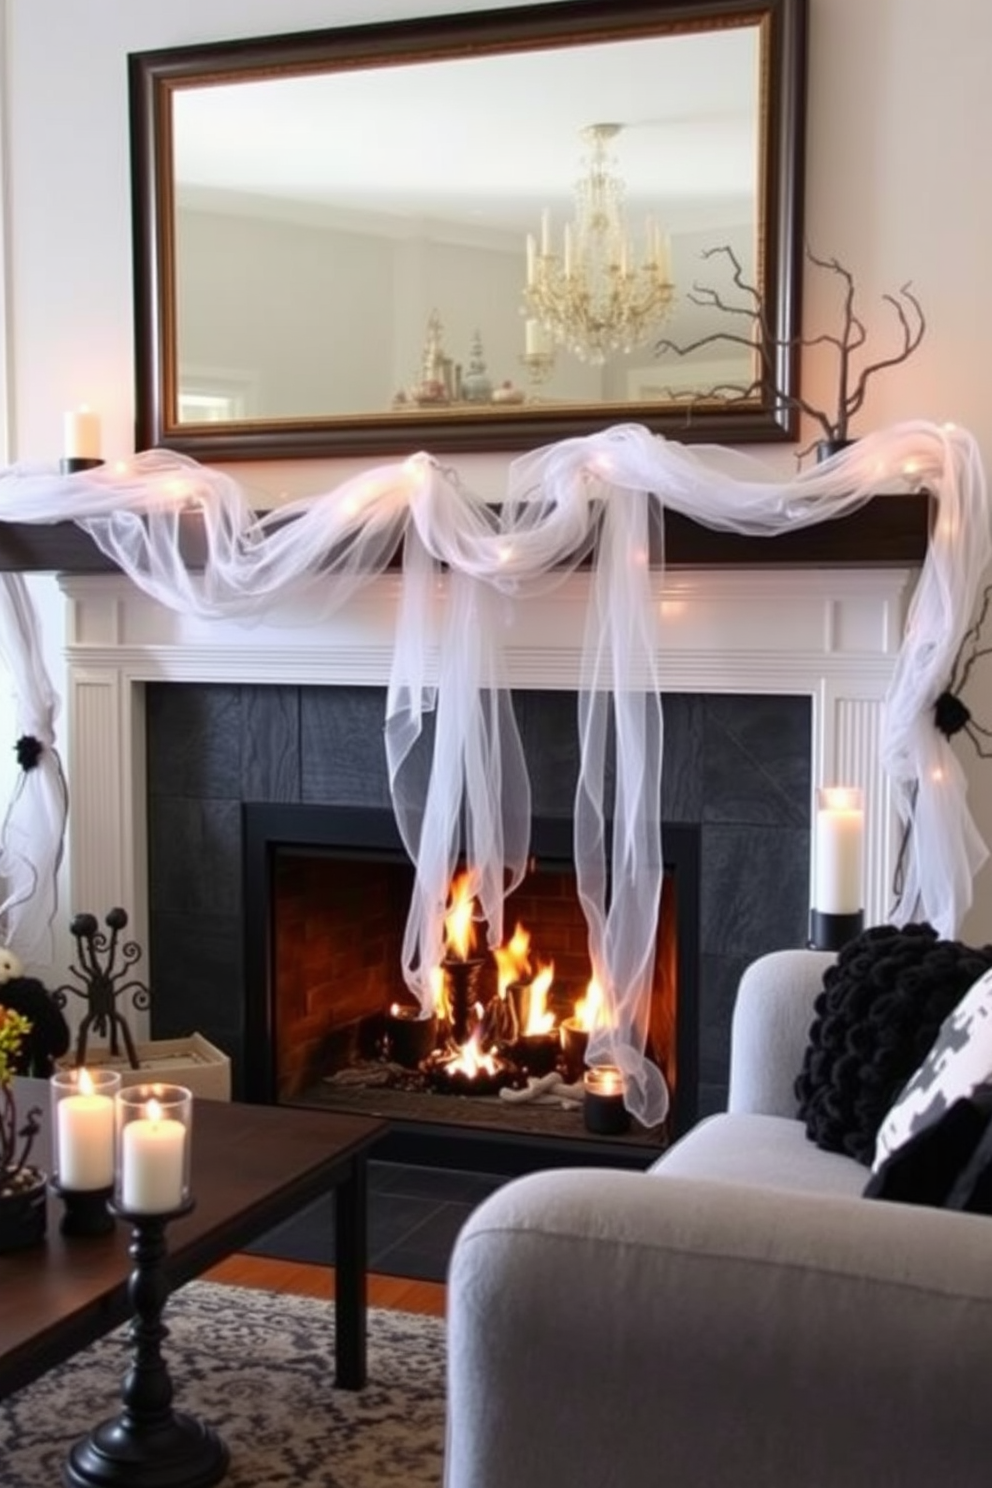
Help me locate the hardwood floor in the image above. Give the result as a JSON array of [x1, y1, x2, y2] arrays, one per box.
[[205, 1252, 447, 1318]]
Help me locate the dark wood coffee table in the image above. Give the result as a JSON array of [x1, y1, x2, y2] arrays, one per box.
[[0, 1081, 387, 1399]]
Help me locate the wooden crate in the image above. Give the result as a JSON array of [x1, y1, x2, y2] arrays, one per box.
[[59, 1033, 231, 1101]]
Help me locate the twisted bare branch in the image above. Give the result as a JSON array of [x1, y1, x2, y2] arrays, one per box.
[[653, 244, 926, 446]]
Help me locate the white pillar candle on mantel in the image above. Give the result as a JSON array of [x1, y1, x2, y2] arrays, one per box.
[[525, 319, 550, 357], [120, 1096, 188, 1213], [54, 1068, 116, 1190], [813, 786, 865, 915], [63, 405, 102, 460]]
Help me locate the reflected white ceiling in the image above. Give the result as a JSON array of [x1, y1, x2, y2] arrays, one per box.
[[172, 22, 759, 234]]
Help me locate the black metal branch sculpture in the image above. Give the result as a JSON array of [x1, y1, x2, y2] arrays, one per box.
[[52, 908, 152, 1069], [653, 243, 926, 459]]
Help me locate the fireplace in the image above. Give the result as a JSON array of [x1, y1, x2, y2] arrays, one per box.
[[239, 801, 700, 1160], [59, 562, 913, 1171], [140, 680, 812, 1168]]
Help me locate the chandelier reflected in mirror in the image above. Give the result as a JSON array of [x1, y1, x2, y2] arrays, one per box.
[[522, 123, 676, 365]]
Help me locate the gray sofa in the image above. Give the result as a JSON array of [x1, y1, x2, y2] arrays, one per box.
[[446, 948, 992, 1488]]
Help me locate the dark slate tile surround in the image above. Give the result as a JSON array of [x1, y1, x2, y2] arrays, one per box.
[[146, 685, 811, 1124]]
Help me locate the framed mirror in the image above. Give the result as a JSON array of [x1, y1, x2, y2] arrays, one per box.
[[130, 0, 807, 461]]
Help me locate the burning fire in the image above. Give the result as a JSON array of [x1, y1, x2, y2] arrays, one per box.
[[493, 923, 531, 997], [444, 871, 478, 961], [572, 976, 605, 1032], [437, 1027, 502, 1079], [427, 965, 446, 1017], [520, 962, 556, 1035]]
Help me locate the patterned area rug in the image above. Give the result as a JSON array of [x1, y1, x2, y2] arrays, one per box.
[[0, 1281, 445, 1487]]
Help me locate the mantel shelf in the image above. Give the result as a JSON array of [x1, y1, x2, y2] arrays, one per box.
[[0, 493, 931, 575]]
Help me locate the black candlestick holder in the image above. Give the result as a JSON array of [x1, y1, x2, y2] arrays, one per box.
[[808, 908, 864, 952], [442, 956, 484, 1044], [49, 1179, 115, 1238], [63, 1198, 229, 1488]]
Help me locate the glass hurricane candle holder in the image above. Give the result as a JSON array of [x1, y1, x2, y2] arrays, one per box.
[[583, 1065, 631, 1136], [50, 1067, 120, 1236], [115, 1084, 193, 1216]]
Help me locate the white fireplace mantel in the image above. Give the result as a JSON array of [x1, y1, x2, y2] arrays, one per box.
[[59, 564, 917, 965]]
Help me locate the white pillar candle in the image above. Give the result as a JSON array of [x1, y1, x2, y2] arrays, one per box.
[[63, 405, 101, 460], [525, 319, 548, 357], [56, 1072, 115, 1190], [121, 1099, 187, 1213], [813, 786, 865, 915], [525, 233, 536, 287]]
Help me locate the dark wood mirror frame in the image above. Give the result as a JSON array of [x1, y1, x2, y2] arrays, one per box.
[[129, 0, 808, 462]]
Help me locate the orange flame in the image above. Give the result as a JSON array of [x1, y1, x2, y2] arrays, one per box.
[[444, 871, 478, 961], [442, 1028, 501, 1079], [572, 976, 605, 1032], [493, 923, 531, 997], [521, 962, 556, 1034], [427, 966, 446, 1017]]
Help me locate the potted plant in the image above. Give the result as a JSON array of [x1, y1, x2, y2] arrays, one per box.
[[0, 1005, 46, 1253]]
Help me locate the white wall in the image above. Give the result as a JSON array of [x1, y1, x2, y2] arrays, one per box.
[[3, 0, 992, 974]]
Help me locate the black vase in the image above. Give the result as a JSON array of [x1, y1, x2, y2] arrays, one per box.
[[0, 1166, 48, 1253], [816, 438, 855, 463]]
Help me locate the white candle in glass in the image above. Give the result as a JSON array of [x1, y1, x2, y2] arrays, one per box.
[[585, 1066, 624, 1098], [56, 1069, 115, 1190], [121, 1098, 187, 1212], [813, 786, 865, 915], [63, 405, 101, 460]]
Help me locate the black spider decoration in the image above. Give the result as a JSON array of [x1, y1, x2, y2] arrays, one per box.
[[52, 907, 152, 1069], [14, 735, 43, 771], [938, 582, 992, 756], [892, 582, 992, 913]]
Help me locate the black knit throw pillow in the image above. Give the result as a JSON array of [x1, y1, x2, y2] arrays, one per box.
[[795, 923, 992, 1165]]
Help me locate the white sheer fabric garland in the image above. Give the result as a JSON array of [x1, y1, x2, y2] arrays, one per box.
[[0, 574, 68, 962], [0, 419, 988, 1126]]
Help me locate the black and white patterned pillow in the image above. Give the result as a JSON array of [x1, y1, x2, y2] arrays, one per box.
[[872, 966, 992, 1171]]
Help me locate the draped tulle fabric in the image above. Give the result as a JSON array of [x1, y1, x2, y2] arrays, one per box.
[[0, 422, 988, 1126], [0, 574, 68, 962]]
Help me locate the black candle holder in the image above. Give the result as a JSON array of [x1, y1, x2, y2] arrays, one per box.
[[49, 1179, 115, 1238], [583, 1068, 631, 1136], [808, 908, 864, 952], [384, 1006, 438, 1067], [59, 457, 105, 475], [442, 956, 484, 1044], [63, 1198, 229, 1488]]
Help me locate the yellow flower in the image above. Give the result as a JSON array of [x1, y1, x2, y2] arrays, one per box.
[[0, 1005, 32, 1088]]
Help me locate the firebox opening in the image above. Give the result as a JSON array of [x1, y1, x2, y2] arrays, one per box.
[[243, 804, 700, 1165]]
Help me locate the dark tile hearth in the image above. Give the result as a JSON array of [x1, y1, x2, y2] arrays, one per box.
[[246, 1160, 507, 1284], [146, 684, 812, 1136]]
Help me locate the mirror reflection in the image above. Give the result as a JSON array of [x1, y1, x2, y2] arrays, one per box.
[[171, 24, 760, 424], [131, 0, 806, 456]]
